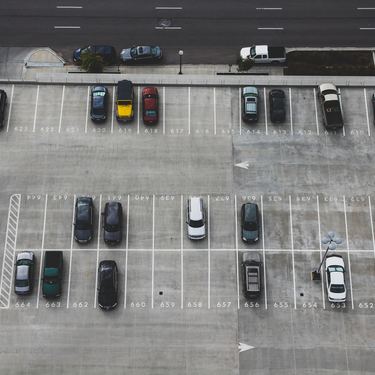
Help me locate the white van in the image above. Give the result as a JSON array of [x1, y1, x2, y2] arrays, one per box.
[[186, 197, 206, 240]]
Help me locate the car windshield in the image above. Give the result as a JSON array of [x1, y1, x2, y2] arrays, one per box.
[[118, 100, 132, 105], [249, 47, 256, 58], [328, 266, 344, 272], [130, 47, 138, 57], [145, 110, 157, 117], [15, 279, 29, 287], [189, 219, 204, 228], [244, 221, 257, 231], [331, 284, 345, 293]]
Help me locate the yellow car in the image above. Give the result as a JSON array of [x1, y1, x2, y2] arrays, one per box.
[[116, 80, 134, 122]]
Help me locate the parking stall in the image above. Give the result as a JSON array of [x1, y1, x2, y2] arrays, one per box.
[[215, 87, 239, 136], [190, 87, 215, 136], [164, 86, 189, 136]]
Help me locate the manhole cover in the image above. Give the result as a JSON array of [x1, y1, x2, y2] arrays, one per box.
[[158, 18, 172, 27]]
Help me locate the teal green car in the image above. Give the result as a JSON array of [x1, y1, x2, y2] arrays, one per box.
[[42, 251, 63, 298]]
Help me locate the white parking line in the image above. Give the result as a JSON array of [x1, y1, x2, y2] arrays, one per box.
[[238, 88, 242, 135], [32, 85, 40, 133], [368, 196, 375, 258], [66, 195, 76, 308], [137, 86, 140, 135], [58, 85, 65, 134], [257, 27, 284, 30], [256, 7, 282, 10], [263, 87, 268, 135], [289, 88, 293, 135], [155, 6, 183, 9], [54, 26, 81, 29], [56, 5, 83, 8], [364, 88, 371, 137], [6, 84, 14, 133], [207, 194, 211, 309], [188, 87, 191, 135], [260, 195, 267, 309], [338, 88, 345, 136], [234, 195, 240, 309], [313, 88, 319, 135], [111, 86, 115, 134], [213, 88, 217, 135], [124, 194, 130, 309], [316, 195, 325, 309], [151, 194, 155, 309], [36, 194, 48, 309], [163, 86, 166, 135], [289, 196, 296, 309], [93, 194, 102, 308], [85, 86, 89, 134], [180, 194, 184, 309], [155, 26, 182, 30], [343, 195, 354, 309]]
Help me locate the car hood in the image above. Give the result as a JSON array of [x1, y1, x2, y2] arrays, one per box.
[[75, 228, 92, 242], [240, 47, 251, 60], [242, 229, 258, 241], [120, 49, 132, 60], [188, 225, 206, 238], [104, 230, 122, 243]]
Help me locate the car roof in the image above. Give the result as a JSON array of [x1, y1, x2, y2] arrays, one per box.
[[330, 271, 344, 285], [117, 80, 133, 98], [243, 203, 258, 221], [16, 265, 30, 280], [105, 202, 121, 225], [189, 197, 203, 220]]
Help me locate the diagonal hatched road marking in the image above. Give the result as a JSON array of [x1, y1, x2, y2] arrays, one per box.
[[0, 194, 21, 308]]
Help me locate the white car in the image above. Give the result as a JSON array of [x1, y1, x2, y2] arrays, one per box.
[[186, 197, 206, 240], [325, 255, 346, 303]]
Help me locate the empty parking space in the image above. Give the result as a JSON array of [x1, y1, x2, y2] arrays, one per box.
[[190, 87, 214, 135], [210, 195, 234, 250], [154, 195, 180, 250], [340, 87, 368, 137], [8, 85, 37, 133], [154, 251, 181, 310], [215, 87, 238, 136], [68, 250, 96, 309], [263, 195, 291, 250], [183, 251, 208, 309], [164, 86, 188, 135], [210, 251, 236, 310], [292, 87, 318, 135], [60, 86, 87, 134], [16, 194, 45, 250], [292, 195, 320, 250], [34, 85, 63, 134], [44, 194, 74, 250]]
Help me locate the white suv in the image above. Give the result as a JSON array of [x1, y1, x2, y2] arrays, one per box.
[[325, 254, 346, 303], [186, 197, 206, 240]]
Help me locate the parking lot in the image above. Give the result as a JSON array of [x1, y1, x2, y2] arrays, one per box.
[[1, 82, 375, 374], [1, 83, 375, 138]]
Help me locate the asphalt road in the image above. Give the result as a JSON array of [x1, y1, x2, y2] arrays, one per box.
[[1, 0, 375, 63]]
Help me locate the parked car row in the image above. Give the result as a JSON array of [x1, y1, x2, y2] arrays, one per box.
[[73, 45, 162, 65], [14, 250, 118, 310]]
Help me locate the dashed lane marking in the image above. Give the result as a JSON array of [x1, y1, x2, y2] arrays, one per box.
[[0, 194, 21, 308]]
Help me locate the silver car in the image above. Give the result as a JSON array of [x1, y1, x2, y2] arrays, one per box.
[[120, 46, 162, 63], [14, 252, 34, 295], [186, 197, 206, 240]]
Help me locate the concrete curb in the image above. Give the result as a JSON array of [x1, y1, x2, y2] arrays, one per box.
[[1, 73, 375, 87]]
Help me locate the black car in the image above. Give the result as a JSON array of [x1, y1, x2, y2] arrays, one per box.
[[120, 46, 162, 63], [0, 89, 7, 128], [102, 201, 123, 245], [98, 260, 118, 310], [241, 203, 260, 243], [242, 252, 262, 299], [269, 89, 286, 123], [90, 86, 109, 122], [372, 93, 375, 125], [73, 45, 117, 65], [74, 197, 94, 243]]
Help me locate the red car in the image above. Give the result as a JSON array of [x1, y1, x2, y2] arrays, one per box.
[[142, 87, 159, 124]]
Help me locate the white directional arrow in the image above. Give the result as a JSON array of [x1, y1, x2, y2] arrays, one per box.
[[238, 342, 255, 353], [235, 161, 250, 170]]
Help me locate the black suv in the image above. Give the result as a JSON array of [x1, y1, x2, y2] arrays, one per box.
[[98, 260, 118, 310], [90, 86, 109, 122], [102, 201, 123, 245], [74, 197, 94, 243], [0, 89, 7, 128], [242, 252, 262, 299], [241, 203, 260, 243], [73, 45, 117, 65], [269, 89, 286, 123]]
